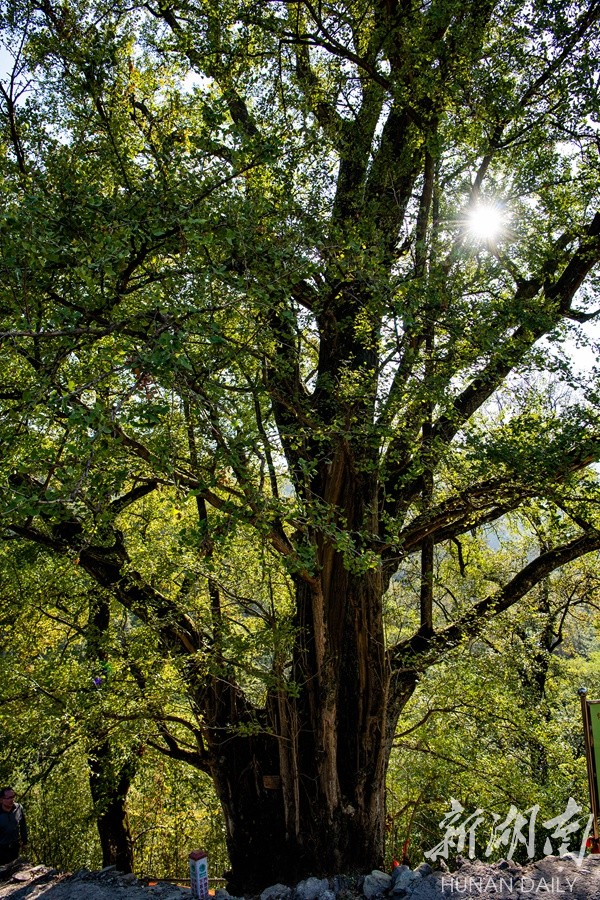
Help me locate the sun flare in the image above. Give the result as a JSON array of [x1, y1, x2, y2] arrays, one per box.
[[466, 202, 507, 242]]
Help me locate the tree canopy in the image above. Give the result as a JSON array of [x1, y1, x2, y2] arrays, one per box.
[[1, 0, 600, 888]]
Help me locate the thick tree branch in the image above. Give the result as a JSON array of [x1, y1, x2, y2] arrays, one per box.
[[108, 480, 159, 515], [402, 213, 600, 479], [388, 528, 600, 680], [7, 520, 202, 655]]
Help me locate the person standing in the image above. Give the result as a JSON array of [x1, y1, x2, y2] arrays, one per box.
[[0, 788, 27, 865]]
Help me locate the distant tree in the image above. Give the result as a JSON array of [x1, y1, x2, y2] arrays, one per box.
[[386, 509, 600, 864], [1, 0, 600, 888], [85, 589, 137, 873], [0, 538, 226, 874], [0, 543, 139, 870]]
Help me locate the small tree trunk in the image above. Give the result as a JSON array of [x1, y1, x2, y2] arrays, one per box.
[[88, 739, 136, 873], [85, 591, 136, 872]]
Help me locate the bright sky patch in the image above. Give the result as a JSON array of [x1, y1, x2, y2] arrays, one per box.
[[466, 202, 507, 242]]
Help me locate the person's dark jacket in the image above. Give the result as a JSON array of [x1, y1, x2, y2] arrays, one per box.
[[0, 803, 27, 863]]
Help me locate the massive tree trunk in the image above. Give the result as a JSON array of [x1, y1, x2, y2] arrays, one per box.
[[206, 566, 390, 892], [203, 457, 392, 891], [212, 722, 388, 894]]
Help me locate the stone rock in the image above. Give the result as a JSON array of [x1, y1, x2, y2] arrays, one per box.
[[390, 865, 410, 888], [216, 890, 243, 900], [413, 864, 432, 878], [318, 890, 336, 900], [404, 875, 446, 900], [336, 888, 360, 900], [215, 889, 231, 900], [72, 869, 92, 880], [332, 875, 356, 895], [362, 870, 391, 898], [261, 883, 293, 900], [7, 854, 600, 900], [390, 867, 418, 895], [294, 877, 330, 900]]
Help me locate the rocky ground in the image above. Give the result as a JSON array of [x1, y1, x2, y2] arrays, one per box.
[[2, 855, 600, 900]]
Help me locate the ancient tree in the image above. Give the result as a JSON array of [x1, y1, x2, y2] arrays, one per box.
[[1, 0, 600, 887]]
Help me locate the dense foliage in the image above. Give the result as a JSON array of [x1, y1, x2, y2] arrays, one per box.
[[1, 0, 600, 887]]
